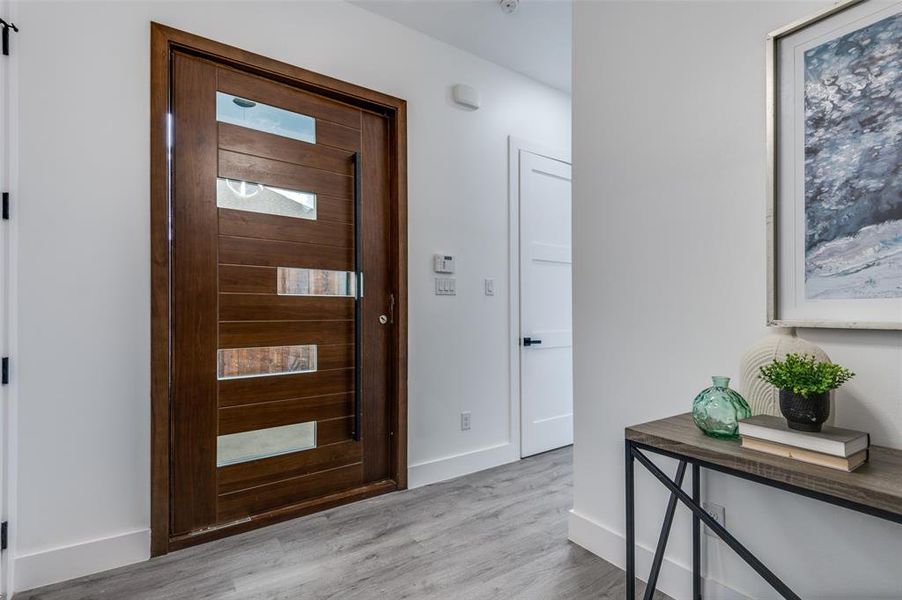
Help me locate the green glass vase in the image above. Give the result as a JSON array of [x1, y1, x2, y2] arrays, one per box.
[[692, 376, 751, 439]]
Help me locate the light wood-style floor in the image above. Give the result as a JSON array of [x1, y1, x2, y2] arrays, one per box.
[[20, 447, 667, 600]]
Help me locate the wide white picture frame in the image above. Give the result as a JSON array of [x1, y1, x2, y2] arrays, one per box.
[[766, 0, 902, 329]]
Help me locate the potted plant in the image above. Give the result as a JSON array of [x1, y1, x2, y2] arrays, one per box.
[[758, 353, 854, 432]]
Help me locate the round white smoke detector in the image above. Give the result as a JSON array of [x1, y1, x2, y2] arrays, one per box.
[[499, 0, 519, 15]]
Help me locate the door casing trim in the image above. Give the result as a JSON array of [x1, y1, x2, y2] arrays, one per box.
[[150, 22, 408, 556], [507, 136, 571, 459]]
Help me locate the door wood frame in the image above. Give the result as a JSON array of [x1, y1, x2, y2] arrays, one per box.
[[150, 22, 408, 556], [506, 136, 571, 459]]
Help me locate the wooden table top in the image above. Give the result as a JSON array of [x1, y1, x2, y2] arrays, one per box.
[[626, 413, 902, 519]]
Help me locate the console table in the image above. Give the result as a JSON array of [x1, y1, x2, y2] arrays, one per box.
[[624, 413, 902, 600]]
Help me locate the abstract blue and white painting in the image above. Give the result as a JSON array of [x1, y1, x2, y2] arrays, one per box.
[[804, 11, 902, 300]]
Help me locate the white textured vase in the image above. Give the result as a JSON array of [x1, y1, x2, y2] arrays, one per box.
[[739, 329, 831, 417]]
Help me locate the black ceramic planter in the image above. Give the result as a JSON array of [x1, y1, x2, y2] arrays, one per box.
[[779, 389, 830, 432]]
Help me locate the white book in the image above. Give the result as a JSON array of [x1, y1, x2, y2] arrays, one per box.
[[738, 415, 869, 458]]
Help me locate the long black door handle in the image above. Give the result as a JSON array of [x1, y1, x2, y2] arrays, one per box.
[[523, 337, 542, 347]]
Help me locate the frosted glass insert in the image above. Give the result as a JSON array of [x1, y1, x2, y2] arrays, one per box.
[[217, 345, 317, 380], [216, 92, 316, 143], [217, 178, 317, 220], [278, 268, 357, 297], [217, 422, 316, 467]]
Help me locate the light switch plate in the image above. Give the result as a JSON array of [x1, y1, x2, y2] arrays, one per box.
[[484, 278, 495, 296], [435, 277, 456, 296]]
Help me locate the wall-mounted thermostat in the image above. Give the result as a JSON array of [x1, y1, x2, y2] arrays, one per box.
[[451, 84, 480, 110], [433, 254, 455, 274]]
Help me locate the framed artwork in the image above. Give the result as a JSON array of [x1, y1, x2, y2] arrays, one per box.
[[766, 0, 902, 329]]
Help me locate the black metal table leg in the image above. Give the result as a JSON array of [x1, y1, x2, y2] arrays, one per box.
[[633, 449, 802, 600], [693, 463, 701, 600], [625, 440, 635, 599], [643, 461, 687, 600]]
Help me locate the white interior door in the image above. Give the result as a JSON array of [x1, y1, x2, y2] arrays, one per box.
[[519, 150, 572, 458], [0, 0, 12, 591]]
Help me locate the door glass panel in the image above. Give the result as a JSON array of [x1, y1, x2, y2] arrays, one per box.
[[217, 345, 317, 380], [217, 422, 316, 467], [278, 267, 357, 297], [217, 178, 317, 220], [216, 91, 316, 143]]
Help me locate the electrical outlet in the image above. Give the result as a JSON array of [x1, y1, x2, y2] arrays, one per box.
[[461, 411, 472, 431], [702, 502, 725, 537]]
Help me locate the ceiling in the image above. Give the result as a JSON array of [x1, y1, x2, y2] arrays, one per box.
[[352, 0, 572, 93]]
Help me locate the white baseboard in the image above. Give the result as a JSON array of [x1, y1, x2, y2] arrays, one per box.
[[567, 510, 749, 600], [13, 528, 150, 594], [408, 442, 519, 489]]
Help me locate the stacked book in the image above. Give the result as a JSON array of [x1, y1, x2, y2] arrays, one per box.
[[738, 415, 870, 472]]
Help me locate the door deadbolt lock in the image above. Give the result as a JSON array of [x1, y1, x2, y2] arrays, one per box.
[[379, 315, 389, 324]]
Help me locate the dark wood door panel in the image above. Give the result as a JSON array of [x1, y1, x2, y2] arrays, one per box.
[[170, 53, 220, 535], [219, 265, 277, 294], [217, 440, 362, 495], [219, 208, 353, 247], [316, 120, 361, 152], [217, 463, 364, 522], [360, 112, 392, 483], [219, 392, 353, 435], [219, 235, 352, 270], [220, 321, 353, 348], [218, 67, 362, 131], [317, 195, 353, 223], [218, 122, 354, 176], [219, 294, 354, 321], [219, 150, 352, 199], [315, 344, 355, 371], [159, 41, 405, 551], [318, 416, 354, 445], [219, 368, 354, 407]]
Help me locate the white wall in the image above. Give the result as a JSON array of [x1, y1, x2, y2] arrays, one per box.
[[9, 0, 570, 592], [570, 2, 902, 599]]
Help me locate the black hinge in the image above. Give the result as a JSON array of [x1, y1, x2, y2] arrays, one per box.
[[1, 521, 8, 551], [0, 19, 18, 56], [1, 357, 8, 385], [2, 192, 9, 220]]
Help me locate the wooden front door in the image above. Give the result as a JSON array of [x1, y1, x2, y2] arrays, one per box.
[[155, 32, 406, 549]]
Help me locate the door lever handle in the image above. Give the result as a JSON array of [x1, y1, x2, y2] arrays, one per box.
[[523, 337, 542, 347]]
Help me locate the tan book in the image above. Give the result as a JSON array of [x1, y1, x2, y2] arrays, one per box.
[[741, 436, 869, 472]]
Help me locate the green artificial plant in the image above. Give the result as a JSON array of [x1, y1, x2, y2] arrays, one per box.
[[758, 353, 854, 398]]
